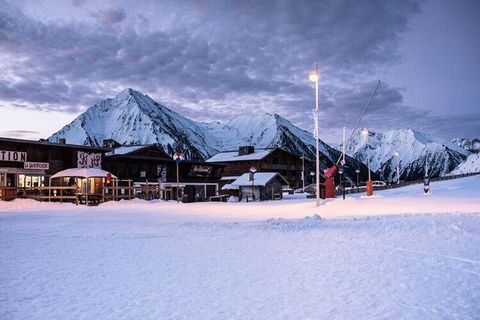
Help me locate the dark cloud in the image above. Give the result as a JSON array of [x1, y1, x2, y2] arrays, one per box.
[[0, 130, 41, 138], [4, 0, 472, 141], [71, 0, 86, 7], [90, 8, 126, 26]]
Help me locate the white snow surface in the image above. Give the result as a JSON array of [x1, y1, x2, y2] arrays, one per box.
[[1, 176, 480, 319], [105, 145, 148, 156], [449, 153, 480, 175]]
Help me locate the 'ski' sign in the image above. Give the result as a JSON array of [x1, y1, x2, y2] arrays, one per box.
[[77, 151, 102, 169], [0, 150, 27, 162]]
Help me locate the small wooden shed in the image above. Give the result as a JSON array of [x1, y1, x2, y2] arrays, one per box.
[[230, 172, 289, 201]]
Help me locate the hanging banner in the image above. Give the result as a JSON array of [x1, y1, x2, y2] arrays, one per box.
[[77, 151, 101, 169], [0, 150, 27, 162], [157, 165, 167, 183]]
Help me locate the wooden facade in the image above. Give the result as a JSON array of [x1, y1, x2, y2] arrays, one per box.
[[0, 137, 110, 188], [207, 148, 310, 189], [103, 145, 226, 202]]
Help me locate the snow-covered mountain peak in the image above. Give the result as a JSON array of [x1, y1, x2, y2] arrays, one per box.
[[344, 128, 470, 180]]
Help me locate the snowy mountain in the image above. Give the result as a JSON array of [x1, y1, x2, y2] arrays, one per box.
[[448, 153, 480, 175], [49, 89, 216, 160], [345, 129, 470, 181], [48, 89, 369, 181], [451, 138, 480, 153]]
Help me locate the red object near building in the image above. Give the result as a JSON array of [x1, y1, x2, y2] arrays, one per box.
[[324, 165, 337, 178], [367, 180, 373, 196], [325, 177, 335, 198], [324, 165, 337, 198], [106, 173, 112, 185]]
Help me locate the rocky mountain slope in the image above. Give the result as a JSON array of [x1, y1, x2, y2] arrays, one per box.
[[345, 129, 471, 181], [451, 138, 480, 153]]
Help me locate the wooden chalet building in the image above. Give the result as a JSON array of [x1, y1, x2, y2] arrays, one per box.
[[206, 146, 309, 190], [104, 145, 226, 202], [0, 137, 111, 190]]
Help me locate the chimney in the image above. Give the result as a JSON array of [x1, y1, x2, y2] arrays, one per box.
[[58, 138, 66, 144], [103, 139, 120, 148], [238, 146, 254, 156]]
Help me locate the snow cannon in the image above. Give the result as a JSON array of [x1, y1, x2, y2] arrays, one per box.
[[423, 176, 430, 194], [324, 165, 337, 198], [366, 180, 373, 196]]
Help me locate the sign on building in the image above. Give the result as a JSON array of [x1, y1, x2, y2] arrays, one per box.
[[189, 165, 213, 177], [24, 162, 49, 170], [77, 151, 101, 169], [0, 150, 27, 162]]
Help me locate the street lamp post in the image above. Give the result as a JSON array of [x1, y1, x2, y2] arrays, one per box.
[[249, 166, 257, 202], [355, 169, 360, 192], [309, 63, 320, 207], [173, 151, 184, 203], [301, 155, 305, 193], [361, 128, 373, 196], [394, 151, 400, 184]]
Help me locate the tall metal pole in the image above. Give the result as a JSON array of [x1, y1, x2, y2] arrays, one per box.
[[302, 155, 305, 193], [397, 165, 400, 184], [356, 170, 359, 192], [309, 62, 320, 207], [176, 162, 179, 203], [366, 132, 371, 181], [315, 75, 320, 207], [251, 173, 255, 202]]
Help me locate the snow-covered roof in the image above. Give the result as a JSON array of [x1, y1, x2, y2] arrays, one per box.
[[221, 183, 240, 190], [230, 172, 289, 187], [50, 168, 117, 179], [220, 176, 240, 181], [206, 149, 274, 163], [105, 145, 150, 156]]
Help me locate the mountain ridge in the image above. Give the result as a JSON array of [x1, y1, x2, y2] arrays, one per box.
[[48, 89, 371, 181], [344, 128, 470, 181]]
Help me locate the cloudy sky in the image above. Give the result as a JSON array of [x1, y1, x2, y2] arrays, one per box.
[[0, 0, 478, 143]]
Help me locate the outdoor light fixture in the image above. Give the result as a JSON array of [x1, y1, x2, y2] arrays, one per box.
[[361, 127, 373, 196], [309, 62, 320, 207], [394, 151, 400, 184]]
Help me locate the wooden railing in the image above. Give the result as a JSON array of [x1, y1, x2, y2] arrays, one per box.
[[0, 183, 175, 205], [0, 186, 79, 203]]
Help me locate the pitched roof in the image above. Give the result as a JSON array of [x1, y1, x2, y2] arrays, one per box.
[[105, 145, 149, 156], [206, 148, 274, 163], [0, 136, 111, 152], [50, 168, 116, 179], [230, 172, 289, 187]]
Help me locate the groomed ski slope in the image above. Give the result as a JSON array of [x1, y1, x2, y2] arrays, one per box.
[[1, 175, 479, 319]]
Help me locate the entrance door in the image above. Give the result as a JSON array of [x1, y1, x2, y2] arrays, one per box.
[[6, 173, 16, 187]]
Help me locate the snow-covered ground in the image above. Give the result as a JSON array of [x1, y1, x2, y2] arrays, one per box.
[[1, 176, 480, 319]]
